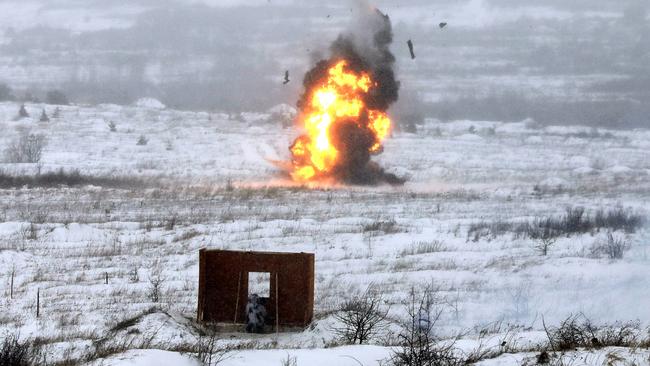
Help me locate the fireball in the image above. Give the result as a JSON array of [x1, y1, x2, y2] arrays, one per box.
[[289, 60, 391, 182]]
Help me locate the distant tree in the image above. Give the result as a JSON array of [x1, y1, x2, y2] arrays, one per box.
[[107, 120, 117, 132], [0, 83, 14, 101], [39, 109, 50, 122], [46, 90, 69, 105], [137, 135, 148, 146], [18, 104, 29, 118], [4, 133, 47, 163]]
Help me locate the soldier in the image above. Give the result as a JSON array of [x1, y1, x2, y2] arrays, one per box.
[[245, 294, 267, 333]]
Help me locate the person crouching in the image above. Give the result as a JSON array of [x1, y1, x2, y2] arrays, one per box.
[[245, 294, 267, 333]]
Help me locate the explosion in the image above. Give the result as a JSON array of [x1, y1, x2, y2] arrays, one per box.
[[290, 60, 391, 181], [288, 6, 403, 185]]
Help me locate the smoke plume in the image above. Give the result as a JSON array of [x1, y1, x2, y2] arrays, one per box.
[[293, 3, 403, 185]]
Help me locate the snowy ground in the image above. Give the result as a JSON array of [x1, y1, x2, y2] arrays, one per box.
[[0, 101, 649, 365]]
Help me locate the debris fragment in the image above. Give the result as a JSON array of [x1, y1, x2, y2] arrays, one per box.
[[407, 39, 415, 59], [283, 70, 290, 85]]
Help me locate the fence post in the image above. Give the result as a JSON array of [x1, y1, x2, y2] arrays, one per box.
[[10, 269, 14, 299], [234, 272, 242, 324], [275, 272, 279, 335]]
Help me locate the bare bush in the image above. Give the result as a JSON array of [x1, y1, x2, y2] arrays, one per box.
[[279, 354, 298, 366], [390, 286, 459, 366], [107, 120, 117, 132], [468, 207, 644, 241], [333, 284, 389, 345], [0, 169, 145, 189], [164, 215, 177, 231], [534, 237, 556, 256], [467, 220, 514, 242], [590, 232, 630, 260], [544, 314, 596, 352], [88, 332, 155, 362], [363, 219, 400, 234], [4, 133, 46, 163], [543, 314, 643, 352], [594, 208, 644, 233], [0, 334, 40, 366], [147, 271, 164, 303], [129, 267, 140, 283], [195, 328, 231, 365], [137, 135, 148, 146], [400, 241, 446, 256], [597, 321, 641, 347]]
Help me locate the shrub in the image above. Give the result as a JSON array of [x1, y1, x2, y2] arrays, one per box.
[[534, 237, 556, 256], [363, 219, 400, 234], [137, 135, 148, 146], [400, 241, 446, 256], [38, 109, 49, 122], [545, 314, 595, 351], [194, 327, 234, 365], [591, 232, 630, 260], [147, 271, 164, 303], [107, 120, 117, 132], [4, 133, 46, 163], [0, 169, 143, 189], [279, 354, 298, 366], [594, 208, 644, 233], [333, 284, 389, 345], [390, 286, 458, 366], [0, 334, 39, 366], [544, 314, 642, 352], [18, 104, 29, 118], [468, 207, 644, 241]]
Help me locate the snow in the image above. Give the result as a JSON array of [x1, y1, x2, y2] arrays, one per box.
[[475, 348, 650, 366], [88, 349, 201, 366], [221, 346, 393, 366], [134, 98, 166, 110], [0, 102, 649, 365], [267, 103, 297, 117]]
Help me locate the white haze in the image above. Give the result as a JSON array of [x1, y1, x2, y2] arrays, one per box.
[[0, 0, 648, 127]]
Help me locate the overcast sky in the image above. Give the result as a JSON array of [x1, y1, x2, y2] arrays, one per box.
[[0, 0, 648, 127]]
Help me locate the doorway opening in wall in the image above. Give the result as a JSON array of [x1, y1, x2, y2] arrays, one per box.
[[246, 272, 272, 332]]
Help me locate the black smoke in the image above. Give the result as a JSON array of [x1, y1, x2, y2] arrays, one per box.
[[294, 6, 403, 186]]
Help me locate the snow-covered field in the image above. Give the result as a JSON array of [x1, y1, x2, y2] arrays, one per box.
[[1, 101, 649, 365]]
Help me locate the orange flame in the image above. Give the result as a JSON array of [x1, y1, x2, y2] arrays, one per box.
[[290, 60, 391, 181]]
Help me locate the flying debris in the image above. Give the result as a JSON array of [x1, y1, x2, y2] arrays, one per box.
[[439, 22, 447, 29], [407, 39, 415, 59], [283, 70, 290, 85]]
